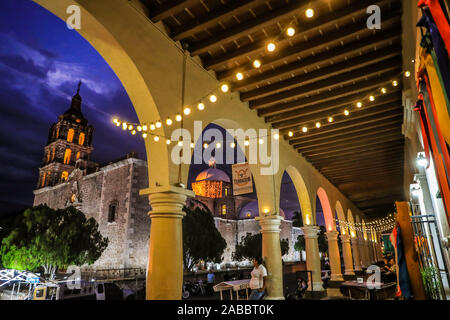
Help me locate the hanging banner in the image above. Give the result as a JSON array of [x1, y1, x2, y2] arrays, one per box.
[[232, 162, 253, 196]]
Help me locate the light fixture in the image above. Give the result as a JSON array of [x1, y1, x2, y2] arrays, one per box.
[[328, 117, 333, 123], [357, 102, 363, 108], [197, 103, 205, 111], [137, 126, 142, 132], [369, 96, 375, 102], [274, 133, 279, 140], [230, 142, 236, 148], [150, 123, 156, 130], [209, 95, 217, 103], [190, 142, 195, 148], [416, 152, 428, 168], [203, 143, 209, 149], [113, 118, 118, 124], [178, 141, 183, 147], [392, 80, 398, 86], [175, 114, 182, 122], [221, 84, 229, 92], [302, 126, 308, 133], [253, 60, 261, 68], [216, 142, 221, 148], [116, 121, 121, 127], [381, 88, 387, 94], [128, 125, 133, 130], [259, 138, 264, 145], [154, 136, 159, 142], [166, 118, 173, 125], [122, 122, 127, 129], [131, 130, 136, 135], [306, 8, 314, 18], [267, 42, 276, 52], [166, 139, 171, 145], [244, 140, 250, 146], [315, 122, 321, 128], [142, 133, 148, 139], [286, 27, 295, 37], [344, 109, 350, 116], [155, 121, 162, 128], [288, 131, 293, 137], [183, 107, 191, 115], [236, 72, 244, 81], [143, 125, 148, 131], [405, 71, 411, 77]]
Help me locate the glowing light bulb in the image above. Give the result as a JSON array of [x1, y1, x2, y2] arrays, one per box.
[[166, 139, 171, 145], [302, 127, 308, 133], [150, 123, 156, 130], [230, 142, 236, 148], [142, 125, 148, 131], [405, 71, 411, 77], [381, 88, 387, 94], [216, 142, 221, 148], [286, 27, 295, 37], [178, 141, 183, 147], [113, 118, 118, 124], [253, 60, 261, 68], [357, 102, 363, 108], [142, 133, 148, 139], [166, 118, 173, 125], [122, 123, 127, 130], [154, 136, 159, 142], [190, 142, 195, 148], [155, 121, 162, 128], [137, 126, 142, 132], [131, 130, 136, 135], [288, 131, 293, 137], [209, 95, 217, 103], [244, 140, 250, 146], [392, 80, 398, 87], [259, 138, 264, 145], [197, 103, 205, 111], [236, 72, 244, 81], [116, 122, 121, 127], [128, 125, 133, 130], [203, 143, 209, 149], [183, 107, 191, 115], [267, 42, 276, 52], [369, 96, 375, 102], [176, 114, 182, 122], [274, 133, 279, 140], [306, 8, 314, 18], [344, 110, 350, 116], [328, 117, 333, 123], [221, 84, 229, 92], [315, 122, 321, 128]]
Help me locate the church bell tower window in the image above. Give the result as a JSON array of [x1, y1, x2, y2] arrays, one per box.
[[108, 202, 118, 222], [67, 128, 74, 142], [61, 171, 69, 181], [221, 204, 227, 215], [78, 133, 85, 145], [64, 149, 72, 165]]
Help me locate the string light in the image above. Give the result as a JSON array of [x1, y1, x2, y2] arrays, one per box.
[[286, 27, 295, 37], [244, 139, 250, 146], [236, 72, 244, 80], [344, 109, 350, 116], [253, 60, 261, 68], [131, 130, 136, 135], [259, 138, 264, 145], [209, 95, 217, 103], [190, 142, 195, 148], [166, 118, 173, 125], [203, 142, 209, 149], [216, 142, 222, 148], [369, 95, 375, 102], [154, 136, 159, 142], [183, 107, 191, 115], [267, 42, 276, 52], [142, 133, 147, 139], [175, 114, 182, 122], [328, 117, 333, 123], [315, 122, 321, 128], [150, 123, 156, 131], [381, 88, 387, 94], [115, 121, 121, 127], [405, 71, 411, 77], [178, 141, 183, 147], [306, 8, 314, 18], [137, 126, 142, 131], [274, 133, 279, 140], [197, 103, 205, 111], [166, 139, 171, 145], [356, 102, 363, 108], [302, 126, 308, 133], [288, 131, 293, 137], [128, 124, 133, 130], [392, 80, 398, 86], [230, 142, 236, 148], [221, 84, 229, 92], [155, 121, 162, 128]]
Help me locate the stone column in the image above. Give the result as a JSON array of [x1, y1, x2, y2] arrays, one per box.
[[340, 234, 355, 275], [351, 237, 362, 271], [302, 226, 323, 291], [256, 215, 284, 300], [358, 239, 367, 268], [325, 231, 344, 281], [366, 240, 374, 265], [372, 241, 379, 262], [142, 186, 194, 300]]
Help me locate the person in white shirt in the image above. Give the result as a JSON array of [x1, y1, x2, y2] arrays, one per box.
[[248, 257, 267, 300]]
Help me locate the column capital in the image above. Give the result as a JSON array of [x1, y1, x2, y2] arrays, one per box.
[[301, 225, 320, 239], [325, 230, 339, 241], [340, 234, 351, 242], [140, 185, 195, 219], [256, 215, 283, 233]]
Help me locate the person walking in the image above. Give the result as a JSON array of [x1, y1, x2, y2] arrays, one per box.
[[248, 257, 267, 300]]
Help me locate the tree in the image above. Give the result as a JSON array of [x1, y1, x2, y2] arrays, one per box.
[[0, 205, 108, 279], [182, 206, 226, 272], [292, 211, 303, 228], [294, 235, 305, 262], [232, 233, 289, 261], [318, 226, 328, 256]]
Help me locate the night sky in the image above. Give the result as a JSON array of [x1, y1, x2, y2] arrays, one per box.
[[0, 0, 323, 221]]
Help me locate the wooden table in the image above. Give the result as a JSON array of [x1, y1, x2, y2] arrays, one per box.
[[213, 279, 250, 300], [340, 281, 396, 300]]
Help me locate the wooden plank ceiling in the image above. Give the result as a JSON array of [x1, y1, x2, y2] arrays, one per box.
[[141, 0, 405, 217]]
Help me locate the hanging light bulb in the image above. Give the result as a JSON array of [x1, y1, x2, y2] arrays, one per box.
[[216, 142, 221, 149], [155, 121, 162, 128], [131, 130, 136, 135], [197, 103, 205, 111], [166, 139, 171, 145], [122, 123, 127, 130], [142, 125, 148, 131], [166, 118, 173, 125], [236, 72, 244, 81], [178, 141, 183, 147], [259, 138, 264, 145], [128, 124, 133, 130], [209, 95, 217, 103], [137, 126, 142, 132], [328, 117, 333, 123], [154, 136, 159, 142], [288, 131, 293, 137], [244, 139, 250, 146], [356, 102, 363, 108], [315, 122, 321, 128], [267, 42, 276, 52], [392, 80, 398, 86], [175, 114, 182, 122], [230, 142, 236, 148], [113, 118, 119, 124], [150, 123, 156, 131], [116, 121, 121, 127], [203, 142, 209, 149], [405, 71, 411, 77], [369, 96, 375, 102], [286, 27, 295, 37], [381, 88, 387, 94], [305, 8, 314, 18], [190, 142, 195, 148], [183, 107, 191, 115], [302, 126, 308, 133], [344, 109, 350, 116], [221, 84, 229, 92], [253, 60, 261, 68], [142, 132, 148, 139], [274, 133, 279, 140]]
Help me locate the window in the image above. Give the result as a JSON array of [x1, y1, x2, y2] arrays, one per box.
[[51, 148, 56, 161], [67, 128, 74, 142], [78, 133, 85, 145], [41, 172, 46, 187], [64, 149, 72, 164], [108, 202, 117, 222], [224, 188, 228, 196], [61, 171, 69, 181], [76, 152, 81, 160], [221, 204, 227, 215]]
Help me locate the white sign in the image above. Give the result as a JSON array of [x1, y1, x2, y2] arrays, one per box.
[[232, 163, 253, 196]]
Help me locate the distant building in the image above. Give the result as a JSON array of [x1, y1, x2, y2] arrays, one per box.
[[33, 84, 301, 271]]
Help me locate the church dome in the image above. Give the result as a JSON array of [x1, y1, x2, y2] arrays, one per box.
[[195, 168, 230, 183]]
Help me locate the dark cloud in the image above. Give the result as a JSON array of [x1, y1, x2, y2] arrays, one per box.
[[0, 54, 49, 78]]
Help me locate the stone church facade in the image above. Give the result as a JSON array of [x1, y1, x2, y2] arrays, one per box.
[[33, 84, 300, 271]]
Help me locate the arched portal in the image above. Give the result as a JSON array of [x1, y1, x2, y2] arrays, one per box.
[[317, 187, 336, 232], [284, 165, 313, 225]]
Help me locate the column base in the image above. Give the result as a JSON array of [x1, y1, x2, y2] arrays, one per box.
[[344, 270, 355, 276], [330, 274, 344, 281], [311, 282, 325, 291], [354, 266, 362, 271]]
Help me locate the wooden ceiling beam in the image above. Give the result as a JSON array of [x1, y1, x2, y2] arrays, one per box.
[[331, 167, 403, 180], [312, 148, 404, 167], [317, 152, 404, 171], [148, 0, 198, 21], [240, 46, 401, 101], [171, 0, 260, 41], [286, 113, 403, 141], [248, 56, 401, 109], [203, 0, 397, 70], [321, 161, 404, 175], [189, 0, 311, 56], [332, 170, 403, 184], [277, 101, 402, 132], [233, 29, 401, 92]]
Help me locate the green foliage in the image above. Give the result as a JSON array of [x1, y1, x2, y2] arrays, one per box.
[[232, 233, 289, 261], [318, 226, 328, 254], [294, 234, 305, 262], [421, 266, 441, 300], [182, 206, 227, 271], [0, 205, 108, 276], [292, 211, 303, 228]]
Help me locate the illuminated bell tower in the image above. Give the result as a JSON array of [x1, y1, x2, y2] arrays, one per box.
[[37, 82, 94, 189]]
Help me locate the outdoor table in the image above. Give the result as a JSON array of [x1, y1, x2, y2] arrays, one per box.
[[340, 281, 396, 300], [213, 279, 250, 300]]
